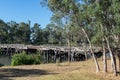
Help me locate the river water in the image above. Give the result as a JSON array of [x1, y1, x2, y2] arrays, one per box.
[[0, 56, 11, 66]]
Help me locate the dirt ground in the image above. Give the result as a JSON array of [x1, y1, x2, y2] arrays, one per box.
[[0, 59, 120, 80]]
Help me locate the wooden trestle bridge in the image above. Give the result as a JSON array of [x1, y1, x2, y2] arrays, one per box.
[[0, 44, 102, 63]]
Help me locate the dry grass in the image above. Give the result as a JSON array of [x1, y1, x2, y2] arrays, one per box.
[[0, 59, 120, 80]]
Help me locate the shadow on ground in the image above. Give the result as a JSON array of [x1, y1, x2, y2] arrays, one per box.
[[0, 68, 57, 80]]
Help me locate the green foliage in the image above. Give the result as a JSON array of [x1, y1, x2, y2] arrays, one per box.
[[11, 51, 41, 66], [113, 26, 120, 34], [91, 31, 102, 46], [0, 0, 119, 46]]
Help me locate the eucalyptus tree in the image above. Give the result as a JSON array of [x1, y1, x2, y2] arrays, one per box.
[[17, 22, 31, 44], [50, 12, 66, 45], [31, 23, 44, 45], [109, 0, 120, 73], [40, 0, 100, 70], [47, 0, 72, 62], [42, 28, 49, 44], [0, 19, 9, 43], [46, 23, 57, 44], [66, 0, 101, 72], [96, 0, 119, 75], [110, 0, 120, 47], [7, 21, 19, 43], [87, 0, 120, 75], [83, 0, 108, 73]]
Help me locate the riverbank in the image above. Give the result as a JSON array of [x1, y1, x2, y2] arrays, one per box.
[[0, 59, 120, 80]]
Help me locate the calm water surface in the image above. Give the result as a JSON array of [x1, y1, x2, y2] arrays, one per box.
[[0, 56, 11, 66]]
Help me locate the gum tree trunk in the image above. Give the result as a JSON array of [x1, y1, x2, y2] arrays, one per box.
[[67, 39, 71, 62], [82, 28, 100, 72], [100, 24, 107, 72], [105, 36, 117, 76]]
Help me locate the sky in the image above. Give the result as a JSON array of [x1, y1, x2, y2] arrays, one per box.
[[0, 0, 52, 28]]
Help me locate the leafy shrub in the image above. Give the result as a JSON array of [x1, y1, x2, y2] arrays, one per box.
[[11, 51, 41, 66]]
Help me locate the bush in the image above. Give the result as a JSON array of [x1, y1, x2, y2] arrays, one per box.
[[11, 51, 41, 66]]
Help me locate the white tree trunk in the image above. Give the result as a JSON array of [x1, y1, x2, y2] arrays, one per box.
[[67, 38, 71, 62], [105, 36, 117, 76], [82, 28, 100, 72], [100, 24, 107, 72]]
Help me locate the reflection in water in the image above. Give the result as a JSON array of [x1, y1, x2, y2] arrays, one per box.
[[0, 56, 11, 66]]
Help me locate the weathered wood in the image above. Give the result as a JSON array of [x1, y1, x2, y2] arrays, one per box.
[[0, 44, 104, 64]]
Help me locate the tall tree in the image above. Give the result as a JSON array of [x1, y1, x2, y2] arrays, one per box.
[[0, 19, 9, 43], [87, 0, 120, 75], [31, 23, 44, 45], [17, 22, 31, 44], [41, 0, 100, 71]]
